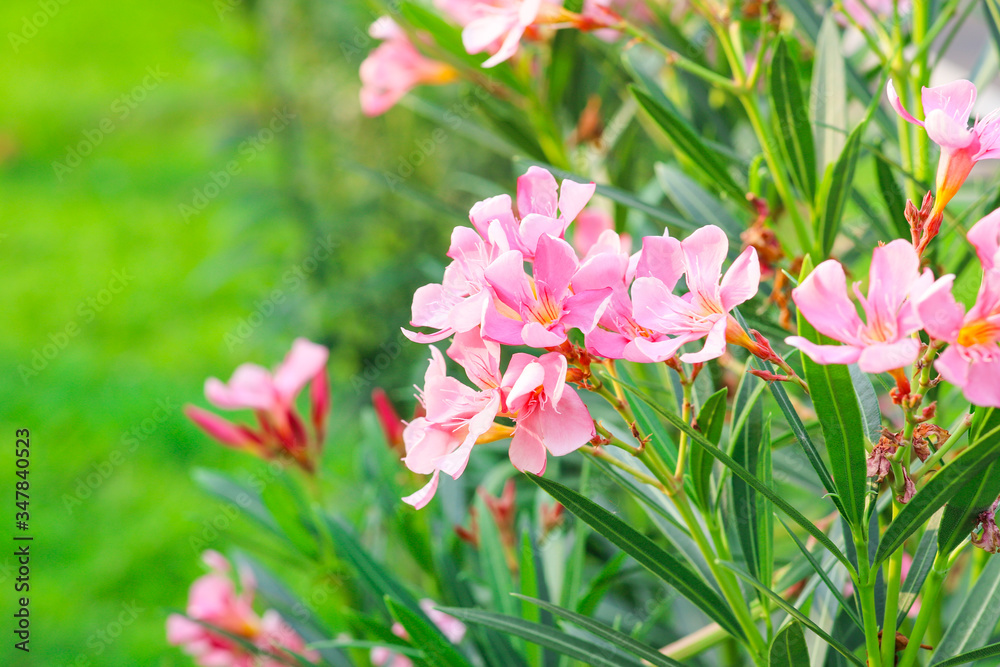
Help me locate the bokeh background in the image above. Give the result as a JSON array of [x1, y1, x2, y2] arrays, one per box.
[[0, 0, 515, 663]]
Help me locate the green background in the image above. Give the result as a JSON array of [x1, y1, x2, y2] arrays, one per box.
[[0, 0, 508, 663]]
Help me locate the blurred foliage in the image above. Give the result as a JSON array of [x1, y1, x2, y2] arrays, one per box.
[[0, 0, 502, 663]]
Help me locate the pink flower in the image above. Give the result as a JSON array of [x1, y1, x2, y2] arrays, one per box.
[[840, 0, 910, 29], [185, 339, 330, 472], [481, 234, 611, 348], [785, 240, 937, 375], [401, 330, 506, 508], [502, 351, 595, 474], [915, 253, 1000, 409], [968, 207, 1000, 271], [167, 552, 317, 667], [573, 230, 682, 362], [371, 600, 466, 667], [571, 207, 631, 257], [404, 167, 596, 343], [360, 19, 457, 116], [631, 225, 761, 363], [888, 79, 1000, 217]]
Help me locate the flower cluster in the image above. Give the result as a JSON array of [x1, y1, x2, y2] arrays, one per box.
[[400, 166, 772, 507], [787, 198, 1000, 408], [167, 551, 318, 667], [185, 338, 331, 473]]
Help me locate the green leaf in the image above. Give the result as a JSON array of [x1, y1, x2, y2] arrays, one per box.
[[655, 162, 743, 235], [932, 557, 1000, 662], [191, 469, 291, 547], [519, 531, 555, 667], [476, 481, 520, 620], [931, 641, 1000, 667], [938, 410, 1000, 556], [514, 595, 686, 667], [323, 515, 425, 618], [617, 377, 854, 571], [691, 387, 728, 512], [729, 370, 767, 585], [440, 608, 646, 667], [795, 259, 869, 528], [526, 473, 746, 639], [814, 120, 866, 257], [876, 408, 1000, 564], [386, 597, 474, 667], [811, 16, 847, 175], [873, 150, 910, 239], [897, 513, 939, 626], [721, 564, 865, 666], [769, 38, 817, 199], [776, 519, 862, 631], [769, 622, 811, 667], [631, 86, 747, 203], [849, 364, 882, 442]]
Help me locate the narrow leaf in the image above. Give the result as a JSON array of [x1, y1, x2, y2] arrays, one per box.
[[514, 595, 686, 667], [811, 15, 847, 175], [386, 597, 473, 667], [631, 86, 746, 202], [440, 608, 646, 667], [938, 409, 1000, 556], [814, 120, 866, 257], [691, 387, 728, 512], [769, 621, 811, 667], [526, 474, 746, 639], [931, 641, 1000, 667], [931, 557, 1000, 662], [770, 38, 817, 199], [730, 370, 766, 584], [796, 260, 869, 528]]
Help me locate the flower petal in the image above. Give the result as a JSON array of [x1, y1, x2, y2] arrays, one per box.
[[785, 336, 862, 366], [681, 225, 728, 297], [857, 339, 921, 374], [791, 260, 864, 345], [887, 79, 923, 127], [274, 338, 329, 401], [719, 246, 761, 310]]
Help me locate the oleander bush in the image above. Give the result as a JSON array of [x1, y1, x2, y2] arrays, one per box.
[[168, 1, 1000, 666]]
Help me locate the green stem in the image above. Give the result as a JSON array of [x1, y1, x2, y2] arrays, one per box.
[[740, 96, 812, 251], [585, 445, 664, 488], [854, 529, 884, 667], [912, 412, 973, 481], [880, 502, 903, 666], [896, 553, 950, 667], [617, 21, 743, 94], [911, 0, 930, 187], [674, 381, 694, 479]]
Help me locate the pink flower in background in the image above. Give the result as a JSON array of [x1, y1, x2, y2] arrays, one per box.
[[463, 0, 550, 68], [916, 271, 1000, 408], [360, 18, 458, 116], [185, 338, 330, 472], [481, 234, 611, 347], [502, 351, 594, 474], [571, 207, 631, 257], [888, 79, 1000, 217], [840, 0, 910, 29], [786, 241, 936, 375], [371, 600, 466, 667], [401, 331, 506, 508], [167, 551, 317, 667], [631, 225, 761, 363]]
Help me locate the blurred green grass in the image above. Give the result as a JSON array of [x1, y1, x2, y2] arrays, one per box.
[[0, 0, 512, 663]]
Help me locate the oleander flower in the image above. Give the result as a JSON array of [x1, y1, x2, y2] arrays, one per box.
[[631, 225, 762, 363], [501, 351, 595, 474], [973, 497, 1000, 554], [840, 0, 910, 29], [574, 229, 684, 362], [785, 240, 936, 378], [888, 79, 1000, 219], [571, 207, 631, 257], [360, 18, 458, 116], [167, 552, 318, 667], [915, 270, 1000, 408], [371, 600, 466, 667], [185, 338, 330, 472], [401, 330, 506, 508], [405, 167, 596, 343], [481, 233, 611, 347]]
